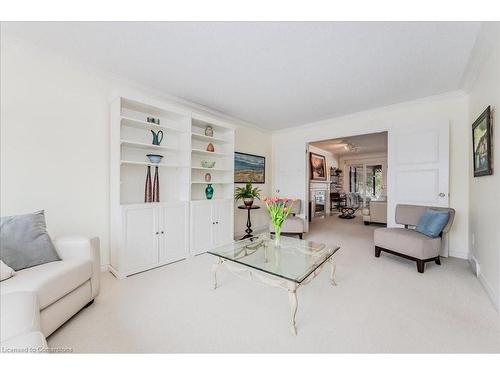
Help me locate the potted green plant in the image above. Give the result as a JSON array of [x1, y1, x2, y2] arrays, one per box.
[[234, 182, 261, 207]]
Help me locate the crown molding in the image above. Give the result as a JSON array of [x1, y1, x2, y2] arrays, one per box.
[[273, 90, 468, 134], [461, 22, 500, 92], [2, 30, 269, 133]]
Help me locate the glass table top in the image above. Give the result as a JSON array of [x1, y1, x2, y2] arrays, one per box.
[[208, 233, 340, 283]]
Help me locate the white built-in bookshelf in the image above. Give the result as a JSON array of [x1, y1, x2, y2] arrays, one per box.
[[190, 116, 235, 201], [110, 96, 235, 278]]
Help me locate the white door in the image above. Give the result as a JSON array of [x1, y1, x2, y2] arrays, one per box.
[[122, 205, 159, 273], [274, 142, 309, 229], [190, 202, 213, 255], [387, 119, 450, 254], [213, 200, 233, 247], [160, 203, 188, 264]]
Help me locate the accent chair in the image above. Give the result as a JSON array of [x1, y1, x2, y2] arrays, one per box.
[[373, 204, 455, 273]]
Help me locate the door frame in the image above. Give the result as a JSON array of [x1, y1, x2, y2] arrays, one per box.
[[305, 129, 390, 232]]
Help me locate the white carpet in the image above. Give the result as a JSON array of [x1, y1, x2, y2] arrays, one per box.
[[48, 215, 500, 353]]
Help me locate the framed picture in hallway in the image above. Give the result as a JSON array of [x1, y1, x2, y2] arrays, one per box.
[[472, 106, 493, 177], [310, 152, 327, 180], [234, 152, 266, 183]]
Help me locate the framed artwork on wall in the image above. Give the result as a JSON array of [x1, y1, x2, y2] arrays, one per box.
[[309, 152, 327, 180], [234, 152, 265, 183], [472, 106, 493, 177]]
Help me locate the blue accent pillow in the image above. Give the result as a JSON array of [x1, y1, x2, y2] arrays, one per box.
[[416, 209, 450, 238]]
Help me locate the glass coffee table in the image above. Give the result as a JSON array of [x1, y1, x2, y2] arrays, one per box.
[[208, 233, 340, 335]]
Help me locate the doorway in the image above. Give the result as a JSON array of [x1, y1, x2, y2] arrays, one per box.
[[307, 131, 388, 229]]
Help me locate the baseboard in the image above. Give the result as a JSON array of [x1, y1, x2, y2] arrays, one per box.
[[468, 254, 480, 277], [448, 250, 469, 260], [477, 268, 500, 313]]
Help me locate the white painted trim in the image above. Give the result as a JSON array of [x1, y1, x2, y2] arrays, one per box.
[[273, 90, 467, 134], [468, 253, 500, 313], [448, 250, 469, 260], [468, 254, 480, 277], [4, 33, 268, 133], [461, 23, 500, 92], [478, 268, 500, 313], [100, 264, 109, 272]]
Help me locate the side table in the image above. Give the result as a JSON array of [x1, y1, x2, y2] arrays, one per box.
[[237, 205, 261, 240]]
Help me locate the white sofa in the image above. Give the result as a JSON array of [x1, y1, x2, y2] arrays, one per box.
[[1, 236, 100, 352], [362, 200, 387, 225]]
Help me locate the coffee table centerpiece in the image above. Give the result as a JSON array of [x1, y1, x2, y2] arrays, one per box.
[[208, 233, 340, 335], [262, 196, 295, 247]]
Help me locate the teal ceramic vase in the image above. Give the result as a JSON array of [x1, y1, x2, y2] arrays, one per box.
[[205, 184, 214, 200]]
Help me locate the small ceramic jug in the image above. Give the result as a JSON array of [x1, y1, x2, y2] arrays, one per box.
[[204, 173, 212, 182], [151, 130, 164, 146], [205, 125, 213, 137]]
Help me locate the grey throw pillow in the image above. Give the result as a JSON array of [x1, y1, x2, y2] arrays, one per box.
[[0, 210, 61, 271]]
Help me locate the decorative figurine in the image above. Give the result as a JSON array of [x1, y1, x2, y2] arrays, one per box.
[[204, 173, 212, 182], [205, 125, 213, 137], [206, 143, 214, 152]]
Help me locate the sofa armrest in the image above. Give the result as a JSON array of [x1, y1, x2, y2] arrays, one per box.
[[53, 236, 101, 299]]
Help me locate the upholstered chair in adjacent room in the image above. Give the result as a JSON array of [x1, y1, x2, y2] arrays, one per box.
[[269, 200, 305, 239]]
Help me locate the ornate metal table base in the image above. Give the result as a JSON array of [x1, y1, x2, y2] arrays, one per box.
[[338, 207, 355, 219], [211, 256, 337, 335]]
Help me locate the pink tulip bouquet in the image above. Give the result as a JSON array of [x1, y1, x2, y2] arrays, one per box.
[[262, 196, 296, 246]]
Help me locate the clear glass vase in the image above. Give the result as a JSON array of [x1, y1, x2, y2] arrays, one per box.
[[273, 226, 281, 248]]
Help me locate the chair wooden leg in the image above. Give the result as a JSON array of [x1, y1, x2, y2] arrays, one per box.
[[374, 246, 381, 258], [298, 233, 303, 239], [435, 256, 441, 265], [416, 260, 425, 273]]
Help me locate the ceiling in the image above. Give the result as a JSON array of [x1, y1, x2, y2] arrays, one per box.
[[311, 132, 388, 157], [5, 22, 481, 130]]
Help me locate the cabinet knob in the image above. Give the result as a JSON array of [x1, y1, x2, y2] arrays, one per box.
[[155, 232, 159, 235], [161, 231, 164, 234], [216, 221, 219, 224]]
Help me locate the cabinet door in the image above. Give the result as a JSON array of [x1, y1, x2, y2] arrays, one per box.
[[122, 206, 159, 273], [160, 203, 188, 264], [190, 202, 213, 255], [213, 200, 233, 248]]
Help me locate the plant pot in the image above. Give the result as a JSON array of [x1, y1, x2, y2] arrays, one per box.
[[243, 198, 254, 207]]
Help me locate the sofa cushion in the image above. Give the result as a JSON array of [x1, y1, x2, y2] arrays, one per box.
[[416, 209, 450, 238], [0, 259, 92, 309], [0, 292, 40, 342], [1, 331, 48, 352], [1, 260, 15, 281], [374, 227, 441, 260], [0, 210, 61, 271]]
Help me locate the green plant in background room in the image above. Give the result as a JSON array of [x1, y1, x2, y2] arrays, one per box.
[[234, 182, 261, 207], [263, 197, 295, 247]]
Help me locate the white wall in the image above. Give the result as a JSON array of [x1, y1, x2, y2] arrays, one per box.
[[234, 127, 272, 237], [0, 33, 268, 267], [467, 25, 500, 311], [273, 91, 470, 258]]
